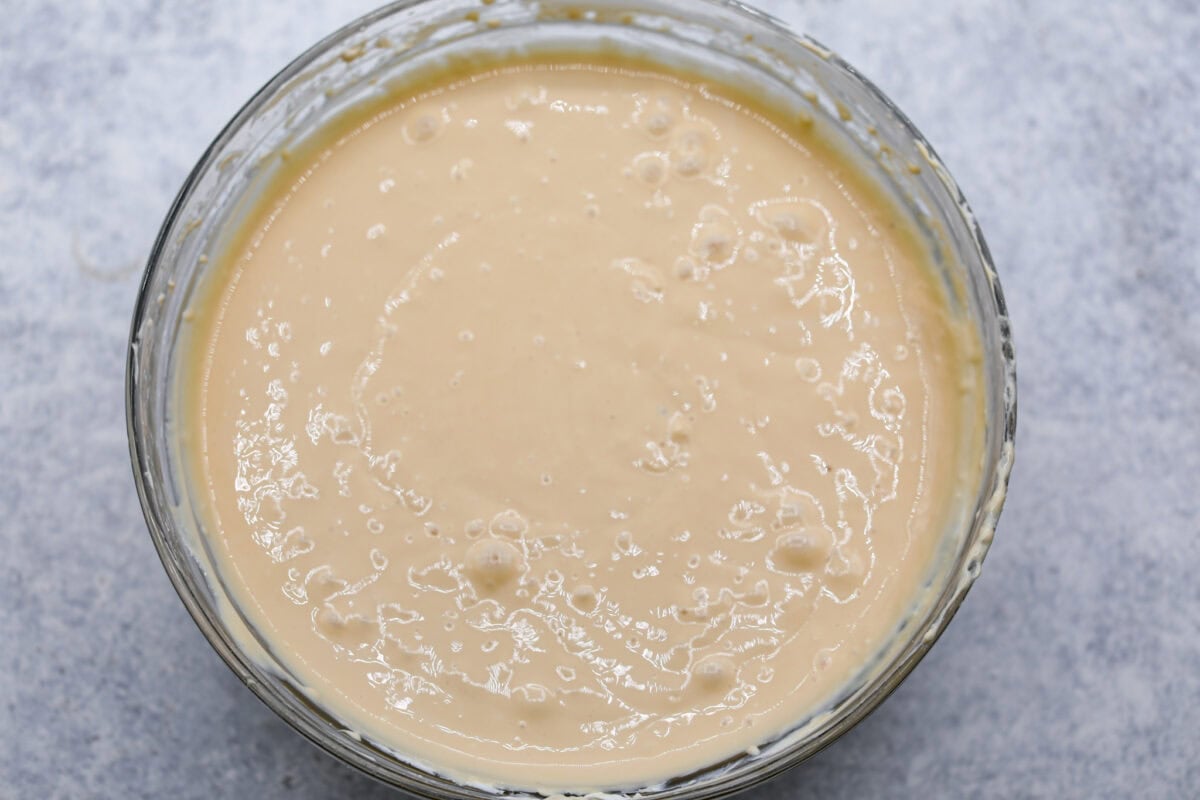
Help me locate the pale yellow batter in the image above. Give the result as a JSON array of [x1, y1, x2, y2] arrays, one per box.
[[182, 62, 981, 791]]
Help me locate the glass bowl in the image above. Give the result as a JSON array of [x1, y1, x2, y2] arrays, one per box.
[[126, 0, 1017, 797]]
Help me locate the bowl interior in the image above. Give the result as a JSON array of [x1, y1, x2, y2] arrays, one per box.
[[127, 1, 1015, 797]]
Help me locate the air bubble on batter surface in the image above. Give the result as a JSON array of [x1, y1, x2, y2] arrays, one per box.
[[569, 583, 598, 612], [751, 198, 830, 247], [633, 152, 669, 186], [611, 257, 665, 303], [689, 204, 741, 268], [824, 545, 868, 602], [769, 528, 833, 574], [670, 123, 715, 178], [691, 655, 736, 691], [489, 509, 528, 539], [402, 109, 446, 144], [667, 412, 692, 443], [633, 93, 677, 139], [795, 357, 822, 382], [465, 539, 523, 589]]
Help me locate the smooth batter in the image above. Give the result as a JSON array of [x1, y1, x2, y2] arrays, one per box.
[[183, 62, 981, 791]]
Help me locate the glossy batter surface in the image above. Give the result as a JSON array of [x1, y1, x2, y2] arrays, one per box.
[[185, 64, 978, 790]]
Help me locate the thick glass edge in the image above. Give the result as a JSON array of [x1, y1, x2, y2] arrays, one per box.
[[125, 0, 1018, 797]]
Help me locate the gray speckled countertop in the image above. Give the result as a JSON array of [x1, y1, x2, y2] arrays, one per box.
[[2, 1, 1198, 797]]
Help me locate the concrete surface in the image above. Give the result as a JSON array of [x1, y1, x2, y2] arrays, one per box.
[[2, 1, 1198, 797]]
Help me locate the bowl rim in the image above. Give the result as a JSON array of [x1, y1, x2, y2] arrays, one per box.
[[126, 0, 1017, 796]]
